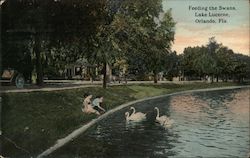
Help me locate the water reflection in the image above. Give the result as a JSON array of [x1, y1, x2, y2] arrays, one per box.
[[169, 88, 249, 157], [51, 88, 249, 158]]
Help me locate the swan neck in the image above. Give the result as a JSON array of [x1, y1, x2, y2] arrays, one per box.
[[126, 113, 130, 120], [131, 108, 135, 115], [156, 108, 159, 118]]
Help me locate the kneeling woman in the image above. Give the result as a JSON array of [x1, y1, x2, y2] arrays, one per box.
[[82, 94, 100, 115]]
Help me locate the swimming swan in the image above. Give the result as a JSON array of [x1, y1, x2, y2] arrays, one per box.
[[130, 107, 146, 118], [125, 110, 146, 122], [154, 107, 174, 128]]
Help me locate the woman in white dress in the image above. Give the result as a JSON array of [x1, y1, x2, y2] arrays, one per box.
[[82, 94, 100, 115]]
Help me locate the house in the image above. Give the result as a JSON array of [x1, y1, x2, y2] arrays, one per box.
[[65, 58, 98, 80]]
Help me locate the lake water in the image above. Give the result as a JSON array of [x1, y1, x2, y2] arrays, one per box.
[[51, 88, 250, 158]]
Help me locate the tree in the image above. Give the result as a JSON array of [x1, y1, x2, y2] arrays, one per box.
[[112, 0, 175, 83], [231, 53, 248, 83], [182, 38, 221, 82], [181, 46, 200, 79], [216, 46, 234, 82], [146, 10, 176, 83], [206, 37, 221, 82], [2, 0, 108, 85], [2, 0, 48, 85], [89, 26, 119, 88], [164, 51, 180, 80], [181, 37, 249, 83], [84, 0, 124, 88], [195, 46, 217, 81]]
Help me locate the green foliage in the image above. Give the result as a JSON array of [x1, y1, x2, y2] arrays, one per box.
[[2, 0, 110, 84], [2, 0, 177, 84], [181, 37, 250, 82], [1, 37, 33, 81], [112, 0, 176, 82], [164, 51, 179, 79]]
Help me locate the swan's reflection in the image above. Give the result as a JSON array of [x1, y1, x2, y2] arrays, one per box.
[[125, 119, 146, 131]]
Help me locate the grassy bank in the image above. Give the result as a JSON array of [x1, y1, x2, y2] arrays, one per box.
[[1, 82, 246, 157]]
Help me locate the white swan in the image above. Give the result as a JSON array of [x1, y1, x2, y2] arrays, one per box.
[[154, 107, 174, 128], [125, 110, 146, 122], [130, 107, 146, 118]]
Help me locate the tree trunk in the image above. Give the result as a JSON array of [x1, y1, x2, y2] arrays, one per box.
[[233, 75, 236, 82], [153, 71, 158, 83], [103, 61, 107, 89], [211, 75, 214, 83], [238, 76, 243, 83], [34, 35, 43, 86], [216, 75, 219, 82], [225, 74, 228, 82]]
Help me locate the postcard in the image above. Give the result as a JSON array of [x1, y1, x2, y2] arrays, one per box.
[[0, 0, 249, 157]]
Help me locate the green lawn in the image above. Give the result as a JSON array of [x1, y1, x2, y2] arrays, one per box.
[[1, 82, 245, 157]]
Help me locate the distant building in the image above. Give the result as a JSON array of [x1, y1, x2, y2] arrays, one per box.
[[65, 58, 98, 80]]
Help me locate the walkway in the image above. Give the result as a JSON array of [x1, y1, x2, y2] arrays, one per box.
[[0, 80, 200, 93]]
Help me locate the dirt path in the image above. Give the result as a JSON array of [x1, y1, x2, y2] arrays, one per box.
[[0, 80, 199, 93]]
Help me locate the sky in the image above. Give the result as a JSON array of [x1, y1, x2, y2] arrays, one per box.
[[162, 0, 249, 55]]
